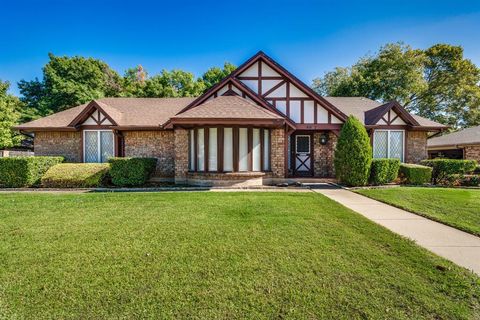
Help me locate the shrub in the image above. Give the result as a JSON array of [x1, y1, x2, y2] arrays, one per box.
[[420, 159, 478, 184], [441, 174, 480, 187], [334, 116, 372, 186], [369, 158, 401, 185], [0, 156, 64, 187], [41, 163, 110, 188], [108, 157, 157, 187], [398, 164, 432, 185]]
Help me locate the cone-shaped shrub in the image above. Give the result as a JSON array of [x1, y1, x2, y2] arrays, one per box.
[[334, 116, 372, 186]]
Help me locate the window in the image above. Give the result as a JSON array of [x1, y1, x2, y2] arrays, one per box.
[[83, 130, 114, 163], [188, 127, 271, 173], [373, 130, 404, 161]]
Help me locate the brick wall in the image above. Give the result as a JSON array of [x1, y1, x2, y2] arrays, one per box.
[[313, 132, 337, 178], [34, 131, 82, 162], [270, 128, 285, 178], [464, 145, 480, 163], [406, 131, 427, 163], [124, 130, 175, 177], [174, 129, 189, 183]]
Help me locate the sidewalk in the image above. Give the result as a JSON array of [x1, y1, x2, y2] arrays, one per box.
[[313, 188, 480, 275]]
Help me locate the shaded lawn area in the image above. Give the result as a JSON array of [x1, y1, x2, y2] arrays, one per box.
[[0, 192, 479, 319], [356, 187, 480, 236]]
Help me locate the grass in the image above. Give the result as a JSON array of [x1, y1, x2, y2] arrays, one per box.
[[0, 192, 479, 319], [356, 187, 480, 236]]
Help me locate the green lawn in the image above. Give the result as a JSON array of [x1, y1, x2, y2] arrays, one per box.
[[356, 187, 480, 236], [0, 192, 479, 319]]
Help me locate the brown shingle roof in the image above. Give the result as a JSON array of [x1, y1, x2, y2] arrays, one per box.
[[15, 97, 195, 130], [172, 95, 284, 120], [428, 125, 480, 148]]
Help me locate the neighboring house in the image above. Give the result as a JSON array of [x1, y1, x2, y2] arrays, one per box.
[[14, 52, 447, 186], [428, 125, 480, 162]]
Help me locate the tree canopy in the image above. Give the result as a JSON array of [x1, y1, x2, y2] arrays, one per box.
[[0, 80, 22, 149], [313, 43, 480, 128]]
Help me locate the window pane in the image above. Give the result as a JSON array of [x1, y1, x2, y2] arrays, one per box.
[[84, 131, 99, 163], [263, 130, 270, 171], [100, 131, 114, 163], [239, 128, 248, 171], [208, 128, 217, 171], [197, 129, 205, 171], [223, 128, 233, 172], [389, 131, 404, 161], [373, 131, 388, 158], [296, 136, 310, 153], [189, 130, 195, 170], [252, 129, 261, 171]]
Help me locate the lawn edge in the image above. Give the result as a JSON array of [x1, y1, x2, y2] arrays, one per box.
[[354, 189, 480, 238]]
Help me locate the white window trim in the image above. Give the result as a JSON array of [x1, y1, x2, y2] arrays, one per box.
[[295, 135, 311, 154], [373, 129, 405, 162], [83, 130, 115, 163]]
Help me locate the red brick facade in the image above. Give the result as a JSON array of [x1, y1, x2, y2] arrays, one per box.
[[464, 145, 480, 163], [34, 131, 82, 162], [406, 131, 428, 164], [313, 132, 338, 178]]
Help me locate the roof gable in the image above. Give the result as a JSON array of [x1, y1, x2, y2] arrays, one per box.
[[69, 100, 119, 127], [364, 101, 419, 126]]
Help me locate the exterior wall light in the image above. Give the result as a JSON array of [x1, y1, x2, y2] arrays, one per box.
[[320, 133, 328, 145]]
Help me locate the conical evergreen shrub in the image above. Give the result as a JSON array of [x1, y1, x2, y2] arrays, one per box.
[[334, 116, 372, 186]]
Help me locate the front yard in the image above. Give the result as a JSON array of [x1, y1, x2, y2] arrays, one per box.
[[0, 192, 479, 319], [356, 187, 480, 236]]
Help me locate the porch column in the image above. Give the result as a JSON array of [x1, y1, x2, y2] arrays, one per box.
[[174, 128, 189, 184]]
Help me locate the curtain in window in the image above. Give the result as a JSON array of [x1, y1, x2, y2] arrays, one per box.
[[263, 130, 270, 171], [252, 129, 261, 171], [238, 128, 248, 171]]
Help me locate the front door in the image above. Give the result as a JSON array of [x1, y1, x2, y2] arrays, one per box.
[[291, 134, 313, 177]]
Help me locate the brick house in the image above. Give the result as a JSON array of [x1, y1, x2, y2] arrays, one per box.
[[428, 125, 480, 162], [15, 52, 447, 186]]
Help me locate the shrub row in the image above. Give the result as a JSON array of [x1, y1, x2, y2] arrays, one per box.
[[420, 159, 478, 184], [369, 158, 400, 185], [398, 164, 432, 185], [0, 156, 64, 187], [0, 156, 157, 188], [41, 163, 110, 188]]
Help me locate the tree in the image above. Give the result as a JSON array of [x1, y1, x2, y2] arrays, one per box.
[[18, 53, 123, 115], [334, 116, 372, 186], [143, 70, 205, 97], [121, 65, 148, 97], [201, 62, 236, 89], [0, 80, 22, 149], [313, 43, 480, 128]]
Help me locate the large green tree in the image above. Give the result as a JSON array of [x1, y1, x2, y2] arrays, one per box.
[[0, 80, 22, 149], [313, 43, 480, 128], [201, 62, 236, 90]]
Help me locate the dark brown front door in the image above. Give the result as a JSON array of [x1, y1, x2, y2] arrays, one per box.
[[291, 134, 313, 177]]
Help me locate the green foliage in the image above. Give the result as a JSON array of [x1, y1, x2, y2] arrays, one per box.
[[41, 163, 110, 188], [313, 42, 480, 128], [201, 62, 237, 90], [108, 157, 157, 187], [0, 156, 64, 187], [420, 159, 478, 184], [0, 80, 23, 148], [369, 158, 400, 185], [334, 116, 372, 186], [398, 164, 432, 185]]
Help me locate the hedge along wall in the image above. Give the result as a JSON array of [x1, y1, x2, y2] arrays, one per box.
[[108, 157, 157, 187], [369, 158, 401, 185], [399, 164, 432, 185], [420, 159, 478, 184], [41, 163, 110, 188], [0, 156, 64, 187]]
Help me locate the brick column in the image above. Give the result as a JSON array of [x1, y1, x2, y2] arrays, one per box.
[[464, 145, 480, 162], [174, 128, 189, 184], [406, 131, 427, 163], [270, 128, 285, 178], [313, 131, 337, 178]]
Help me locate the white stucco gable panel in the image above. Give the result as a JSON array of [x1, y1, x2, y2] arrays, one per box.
[[289, 85, 308, 98], [239, 62, 259, 77], [261, 79, 282, 95], [264, 83, 286, 98], [391, 111, 406, 125], [241, 80, 258, 93], [261, 63, 280, 77]]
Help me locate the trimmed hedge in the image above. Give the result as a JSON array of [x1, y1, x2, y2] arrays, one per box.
[[334, 116, 372, 186], [398, 164, 432, 185], [369, 158, 401, 185], [420, 159, 478, 184], [108, 157, 157, 187], [0, 156, 64, 187], [41, 163, 110, 188]]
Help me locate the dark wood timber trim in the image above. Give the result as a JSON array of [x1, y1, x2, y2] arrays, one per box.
[[262, 80, 285, 97], [237, 76, 283, 80]]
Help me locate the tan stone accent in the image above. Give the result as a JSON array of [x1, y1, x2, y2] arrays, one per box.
[[34, 131, 82, 162], [123, 130, 175, 177], [313, 132, 337, 178], [174, 128, 189, 184], [464, 145, 480, 163], [187, 172, 265, 187], [270, 128, 285, 178], [406, 131, 427, 163]]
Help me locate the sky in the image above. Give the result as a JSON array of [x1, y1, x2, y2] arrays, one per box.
[[1, 0, 479, 95]]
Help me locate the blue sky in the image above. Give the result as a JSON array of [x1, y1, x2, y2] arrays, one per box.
[[1, 0, 479, 95]]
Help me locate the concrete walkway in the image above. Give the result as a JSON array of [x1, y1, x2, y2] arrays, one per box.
[[313, 188, 480, 275]]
